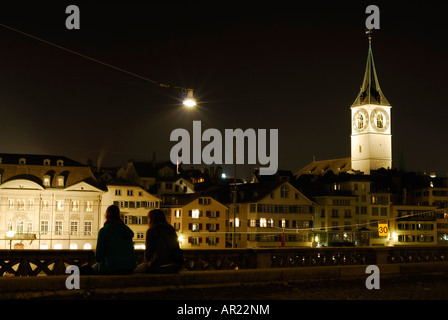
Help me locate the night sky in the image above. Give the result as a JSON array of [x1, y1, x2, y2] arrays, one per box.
[[0, 1, 446, 180]]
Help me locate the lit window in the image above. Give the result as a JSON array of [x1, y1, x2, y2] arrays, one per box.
[[70, 221, 78, 236], [175, 210, 181, 218], [42, 200, 50, 211], [192, 209, 199, 219], [260, 218, 267, 228], [8, 199, 14, 210], [17, 199, 25, 210], [40, 221, 49, 235], [83, 243, 92, 250], [84, 221, 92, 236], [43, 175, 51, 187], [16, 220, 24, 234], [69, 243, 78, 250], [85, 201, 93, 212], [55, 221, 63, 235], [71, 201, 79, 212], [54, 244, 62, 250], [235, 218, 240, 228], [57, 176, 64, 187], [56, 200, 64, 211], [26, 222, 33, 233]]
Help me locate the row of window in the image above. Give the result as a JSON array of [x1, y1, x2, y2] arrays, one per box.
[[7, 199, 94, 212], [397, 235, 435, 243], [123, 215, 148, 225], [187, 236, 220, 246], [247, 234, 312, 242], [113, 200, 160, 209], [397, 223, 434, 231], [182, 210, 220, 219], [6, 220, 93, 236], [250, 204, 313, 214], [183, 223, 221, 232], [248, 219, 312, 229], [114, 189, 144, 196]]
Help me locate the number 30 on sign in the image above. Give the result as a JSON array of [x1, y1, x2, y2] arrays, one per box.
[[378, 223, 389, 237]]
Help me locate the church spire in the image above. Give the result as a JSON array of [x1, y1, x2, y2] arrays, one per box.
[[352, 30, 390, 107]]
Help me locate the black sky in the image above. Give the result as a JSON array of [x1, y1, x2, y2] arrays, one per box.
[[0, 1, 447, 179]]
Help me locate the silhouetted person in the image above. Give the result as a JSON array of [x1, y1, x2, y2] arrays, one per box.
[[135, 209, 183, 273], [94, 205, 136, 274]]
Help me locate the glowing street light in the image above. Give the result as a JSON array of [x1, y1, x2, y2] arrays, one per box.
[[6, 230, 16, 250], [183, 89, 197, 108]]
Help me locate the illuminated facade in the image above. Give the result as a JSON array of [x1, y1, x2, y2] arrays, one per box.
[[168, 195, 229, 249], [313, 180, 391, 246], [389, 205, 438, 246], [102, 180, 162, 249], [351, 33, 392, 174], [237, 182, 315, 248], [0, 154, 103, 250]]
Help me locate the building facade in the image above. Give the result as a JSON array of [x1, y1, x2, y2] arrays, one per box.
[[167, 195, 228, 249], [236, 182, 315, 248], [313, 179, 391, 247], [0, 154, 103, 250], [102, 180, 162, 249]]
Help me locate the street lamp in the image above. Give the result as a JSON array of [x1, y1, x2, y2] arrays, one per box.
[[6, 230, 16, 250], [183, 89, 197, 108]]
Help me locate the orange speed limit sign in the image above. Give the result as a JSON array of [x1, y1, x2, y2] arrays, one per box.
[[378, 223, 389, 237]]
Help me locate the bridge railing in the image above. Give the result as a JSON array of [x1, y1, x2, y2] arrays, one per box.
[[1, 246, 448, 276]]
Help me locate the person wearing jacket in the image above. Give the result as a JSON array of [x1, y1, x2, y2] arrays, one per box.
[[94, 205, 137, 274], [134, 209, 183, 274]]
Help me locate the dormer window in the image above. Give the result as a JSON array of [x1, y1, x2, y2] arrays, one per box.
[[56, 159, 64, 167], [57, 176, 64, 187], [43, 175, 51, 187], [43, 159, 51, 166], [19, 158, 26, 165]]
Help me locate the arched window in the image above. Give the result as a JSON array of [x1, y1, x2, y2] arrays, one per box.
[[56, 159, 64, 167], [57, 176, 64, 187], [19, 158, 26, 165], [43, 175, 51, 187], [43, 159, 51, 165]]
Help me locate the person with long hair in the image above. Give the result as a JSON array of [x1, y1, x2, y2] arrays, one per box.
[[135, 209, 183, 273], [94, 205, 137, 274]]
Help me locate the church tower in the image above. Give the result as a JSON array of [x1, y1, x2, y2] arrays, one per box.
[[351, 31, 392, 174]]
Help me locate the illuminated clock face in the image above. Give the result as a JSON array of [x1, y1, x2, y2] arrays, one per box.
[[352, 108, 369, 133], [370, 107, 390, 132]]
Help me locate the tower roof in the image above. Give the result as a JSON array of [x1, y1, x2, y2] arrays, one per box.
[[352, 30, 390, 107]]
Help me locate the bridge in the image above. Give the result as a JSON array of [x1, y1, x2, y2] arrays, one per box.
[[0, 246, 448, 299]]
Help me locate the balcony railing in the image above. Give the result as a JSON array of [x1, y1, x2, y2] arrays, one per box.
[[1, 246, 448, 276]]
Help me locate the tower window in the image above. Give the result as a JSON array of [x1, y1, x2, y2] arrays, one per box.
[[359, 146, 362, 153]]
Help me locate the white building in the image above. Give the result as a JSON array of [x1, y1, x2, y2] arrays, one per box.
[[102, 180, 162, 249], [0, 153, 103, 250]]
